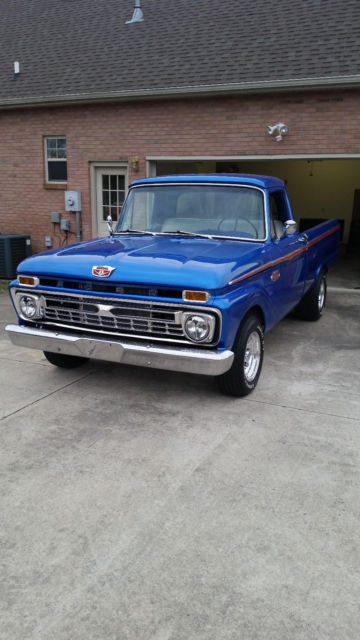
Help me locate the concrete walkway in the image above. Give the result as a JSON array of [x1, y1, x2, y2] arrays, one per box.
[[0, 288, 360, 640]]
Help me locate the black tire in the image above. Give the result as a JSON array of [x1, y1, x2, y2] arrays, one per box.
[[215, 315, 264, 397], [43, 351, 89, 369], [294, 270, 327, 321]]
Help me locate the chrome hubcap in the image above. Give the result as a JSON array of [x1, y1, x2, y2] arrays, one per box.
[[244, 331, 261, 382], [318, 278, 326, 311]]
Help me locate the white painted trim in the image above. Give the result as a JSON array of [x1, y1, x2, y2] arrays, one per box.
[[146, 154, 360, 178], [44, 135, 67, 184], [146, 159, 157, 178], [1, 75, 360, 109], [90, 161, 128, 237], [147, 154, 360, 161]]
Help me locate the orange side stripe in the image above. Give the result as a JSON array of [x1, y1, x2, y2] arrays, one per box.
[[307, 224, 341, 247], [228, 224, 340, 286]]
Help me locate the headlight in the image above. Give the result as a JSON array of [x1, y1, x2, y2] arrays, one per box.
[[182, 313, 215, 343], [18, 295, 44, 320]]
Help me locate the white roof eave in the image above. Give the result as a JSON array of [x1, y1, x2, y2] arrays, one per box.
[[1, 75, 360, 109]]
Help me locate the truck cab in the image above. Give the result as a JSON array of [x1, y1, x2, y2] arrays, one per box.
[[6, 174, 340, 397]]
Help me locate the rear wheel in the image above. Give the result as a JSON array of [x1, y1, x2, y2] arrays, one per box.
[[294, 270, 327, 321], [43, 351, 89, 369], [216, 315, 264, 397]]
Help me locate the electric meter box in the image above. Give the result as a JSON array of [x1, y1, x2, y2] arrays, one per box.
[[64, 191, 82, 212], [50, 211, 61, 224]]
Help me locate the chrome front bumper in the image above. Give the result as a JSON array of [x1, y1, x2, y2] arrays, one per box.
[[5, 324, 234, 376]]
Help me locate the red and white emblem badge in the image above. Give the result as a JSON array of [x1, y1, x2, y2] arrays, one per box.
[[92, 265, 116, 278]]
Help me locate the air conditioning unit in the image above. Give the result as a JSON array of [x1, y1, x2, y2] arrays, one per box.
[[0, 234, 32, 279]]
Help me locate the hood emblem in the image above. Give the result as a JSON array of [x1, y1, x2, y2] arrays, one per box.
[[92, 265, 116, 278]]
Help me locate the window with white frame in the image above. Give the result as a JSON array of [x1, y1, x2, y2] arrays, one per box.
[[45, 136, 67, 183]]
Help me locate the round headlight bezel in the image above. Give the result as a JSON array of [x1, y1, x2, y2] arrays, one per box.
[[19, 295, 38, 319], [18, 294, 44, 320], [182, 312, 216, 343]]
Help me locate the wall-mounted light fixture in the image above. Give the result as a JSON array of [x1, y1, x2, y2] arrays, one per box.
[[131, 156, 139, 172], [267, 122, 289, 142]]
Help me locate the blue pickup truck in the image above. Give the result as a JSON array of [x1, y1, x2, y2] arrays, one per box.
[[6, 174, 340, 396]]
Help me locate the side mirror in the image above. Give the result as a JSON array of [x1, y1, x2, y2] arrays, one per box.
[[284, 219, 297, 236], [106, 215, 114, 237]]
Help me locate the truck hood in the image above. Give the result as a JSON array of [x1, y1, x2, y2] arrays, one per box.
[[17, 235, 265, 291]]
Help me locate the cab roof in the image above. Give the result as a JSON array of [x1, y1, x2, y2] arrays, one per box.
[[131, 174, 285, 190]]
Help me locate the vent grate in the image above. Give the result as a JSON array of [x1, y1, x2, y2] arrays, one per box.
[[0, 235, 32, 278], [39, 292, 193, 342], [24, 291, 220, 346], [38, 277, 183, 299]]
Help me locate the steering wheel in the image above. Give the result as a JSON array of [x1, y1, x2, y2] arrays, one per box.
[[217, 218, 258, 238]]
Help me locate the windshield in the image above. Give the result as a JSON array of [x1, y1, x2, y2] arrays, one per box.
[[115, 184, 266, 240]]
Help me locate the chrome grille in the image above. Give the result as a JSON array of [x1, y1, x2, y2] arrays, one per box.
[[39, 292, 211, 343]]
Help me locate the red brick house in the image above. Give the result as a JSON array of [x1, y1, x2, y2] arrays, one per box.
[[0, 0, 360, 255]]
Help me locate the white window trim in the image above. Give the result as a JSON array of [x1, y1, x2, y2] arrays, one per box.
[[44, 136, 67, 184]]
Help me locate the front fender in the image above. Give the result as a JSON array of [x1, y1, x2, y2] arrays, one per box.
[[214, 281, 273, 350]]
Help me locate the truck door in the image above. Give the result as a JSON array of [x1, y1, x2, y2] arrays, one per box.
[[267, 190, 307, 320]]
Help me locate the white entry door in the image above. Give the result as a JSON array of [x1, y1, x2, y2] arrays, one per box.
[[95, 166, 128, 237]]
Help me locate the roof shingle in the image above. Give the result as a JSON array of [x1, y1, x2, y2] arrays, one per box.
[[0, 0, 359, 106]]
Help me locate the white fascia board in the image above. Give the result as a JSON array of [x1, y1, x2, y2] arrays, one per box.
[[0, 75, 360, 109]]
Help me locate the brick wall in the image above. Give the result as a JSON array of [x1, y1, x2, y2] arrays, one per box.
[[0, 89, 360, 253]]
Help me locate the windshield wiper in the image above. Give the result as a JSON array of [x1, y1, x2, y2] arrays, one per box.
[[114, 228, 215, 239], [159, 230, 214, 239], [114, 228, 157, 236]]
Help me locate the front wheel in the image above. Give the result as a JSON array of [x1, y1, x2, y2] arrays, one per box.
[[43, 351, 89, 369], [215, 315, 264, 397]]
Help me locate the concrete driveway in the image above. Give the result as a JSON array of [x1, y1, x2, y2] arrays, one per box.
[[1, 286, 360, 640]]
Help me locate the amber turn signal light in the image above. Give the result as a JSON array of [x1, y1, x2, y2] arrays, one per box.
[[18, 275, 39, 287], [182, 290, 210, 303]]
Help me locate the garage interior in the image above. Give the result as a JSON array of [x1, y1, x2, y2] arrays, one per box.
[[152, 157, 360, 288]]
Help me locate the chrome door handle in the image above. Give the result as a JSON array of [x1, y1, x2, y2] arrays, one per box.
[[298, 233, 308, 243]]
